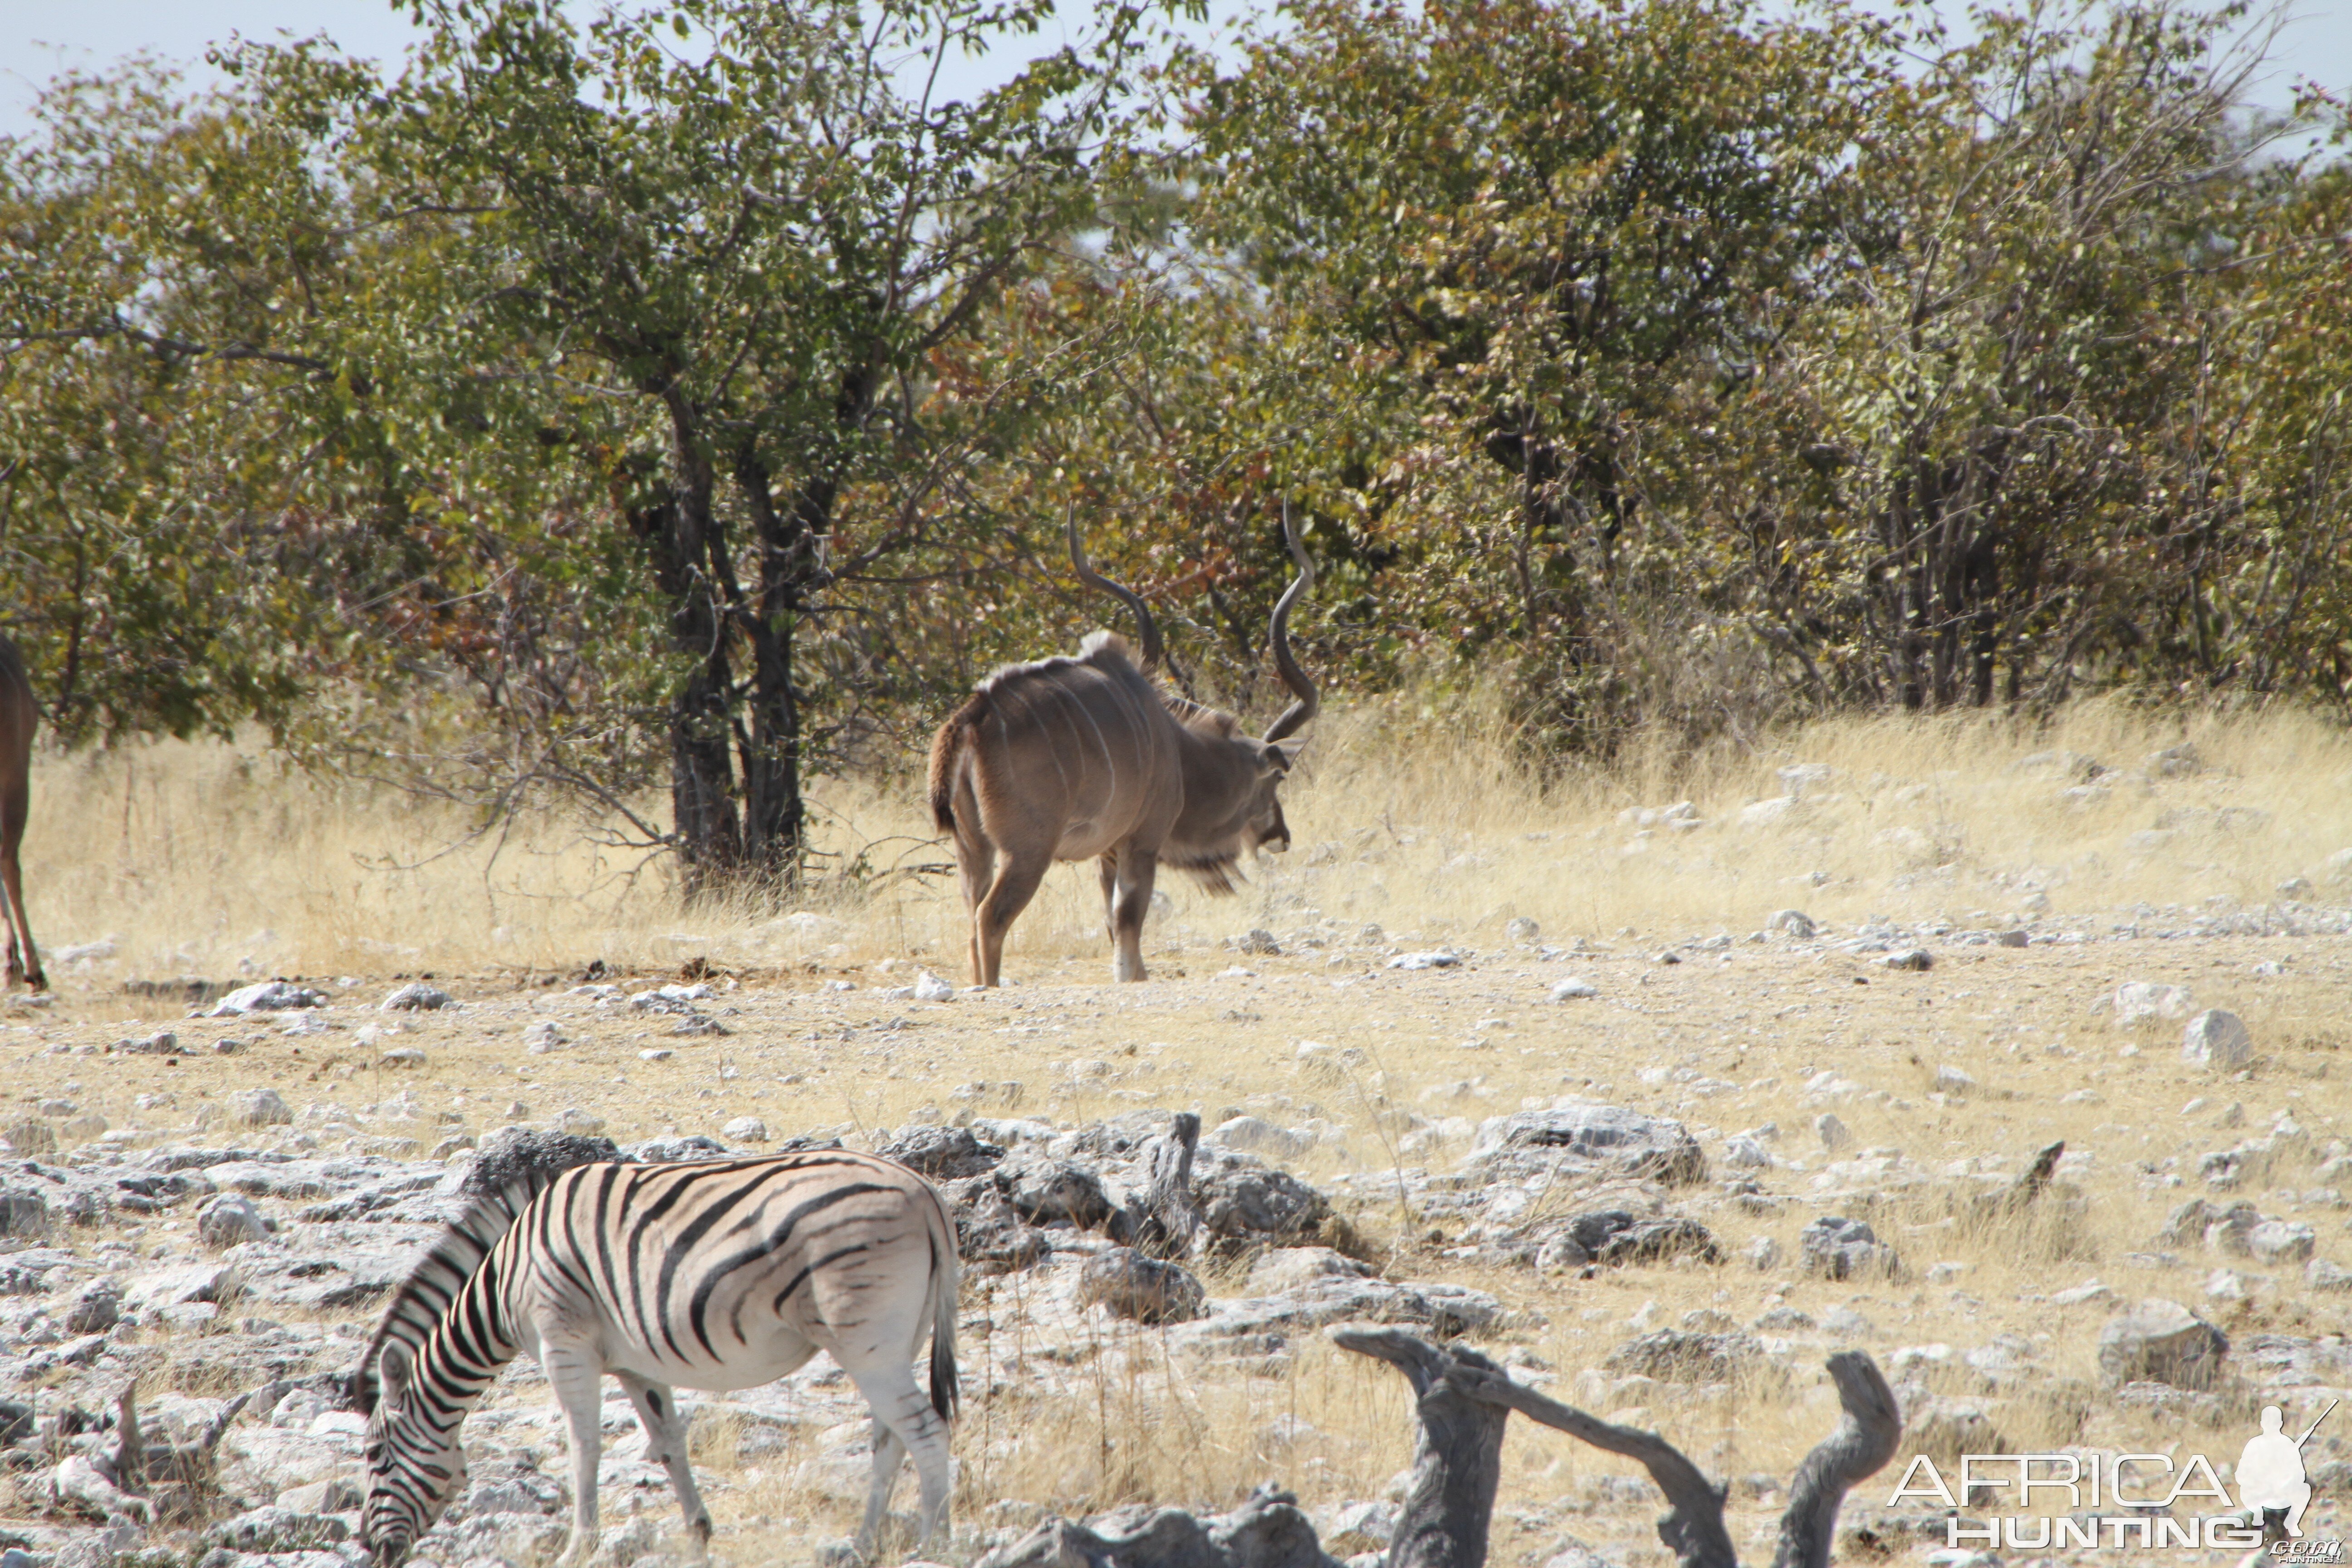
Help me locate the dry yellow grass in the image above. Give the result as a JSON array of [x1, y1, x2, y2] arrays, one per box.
[[8, 699, 2351, 1564], [22, 695, 2352, 982]]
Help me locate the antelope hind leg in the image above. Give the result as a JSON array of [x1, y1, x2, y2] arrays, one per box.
[[617, 1374, 711, 1562], [0, 790, 35, 991], [1109, 845, 1158, 983], [975, 852, 1048, 988], [956, 828, 995, 988]]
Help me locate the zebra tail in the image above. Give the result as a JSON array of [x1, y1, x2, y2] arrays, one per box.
[[929, 1227, 960, 1422]]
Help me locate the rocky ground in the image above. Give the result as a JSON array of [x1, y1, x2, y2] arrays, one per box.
[[0, 896, 2348, 1568]]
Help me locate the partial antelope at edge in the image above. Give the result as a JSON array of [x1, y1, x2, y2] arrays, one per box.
[[926, 506, 1320, 985], [0, 635, 43, 992]]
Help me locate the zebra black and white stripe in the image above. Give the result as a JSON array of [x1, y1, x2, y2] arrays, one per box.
[[356, 1149, 959, 1568]]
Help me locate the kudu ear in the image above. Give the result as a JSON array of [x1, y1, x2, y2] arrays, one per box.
[[1264, 739, 1308, 774]]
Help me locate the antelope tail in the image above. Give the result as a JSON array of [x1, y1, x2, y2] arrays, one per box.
[[927, 693, 987, 833]]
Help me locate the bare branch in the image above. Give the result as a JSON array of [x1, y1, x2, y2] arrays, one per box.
[[4, 318, 338, 378]]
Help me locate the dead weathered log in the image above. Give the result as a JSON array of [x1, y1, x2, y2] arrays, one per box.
[[1767, 1353, 1904, 1568], [1328, 1329, 1509, 1568], [44, 1386, 155, 1526], [108, 1381, 254, 1511], [1108, 1110, 1202, 1261], [188, 1386, 256, 1459], [1331, 1329, 1900, 1568], [1959, 1139, 2067, 1227]]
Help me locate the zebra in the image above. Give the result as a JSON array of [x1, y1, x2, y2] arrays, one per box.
[[356, 1148, 960, 1568]]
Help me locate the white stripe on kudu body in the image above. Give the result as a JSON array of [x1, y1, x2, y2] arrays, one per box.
[[357, 1151, 958, 1568]]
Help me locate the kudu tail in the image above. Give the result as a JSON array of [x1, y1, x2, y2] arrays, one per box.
[[926, 693, 987, 833]]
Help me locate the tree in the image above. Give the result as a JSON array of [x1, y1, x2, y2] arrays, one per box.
[[0, 62, 356, 745], [1148, 0, 2348, 740], [1757, 0, 2303, 709], [1166, 0, 1897, 745], [272, 0, 1160, 896], [7, 0, 2349, 817]]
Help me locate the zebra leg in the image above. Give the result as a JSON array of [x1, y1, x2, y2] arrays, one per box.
[[902, 1406, 952, 1548], [545, 1350, 608, 1568], [848, 1366, 951, 1550], [617, 1375, 711, 1562], [855, 1416, 906, 1558]]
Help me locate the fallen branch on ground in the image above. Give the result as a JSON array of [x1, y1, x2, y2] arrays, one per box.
[[1330, 1328, 1901, 1568]]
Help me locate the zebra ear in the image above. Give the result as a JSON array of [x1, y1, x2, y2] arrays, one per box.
[[377, 1344, 415, 1406]]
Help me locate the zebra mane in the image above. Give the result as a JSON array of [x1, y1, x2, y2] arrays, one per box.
[[349, 1182, 536, 1415], [350, 1130, 624, 1413]]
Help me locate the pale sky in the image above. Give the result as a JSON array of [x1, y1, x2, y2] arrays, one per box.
[[2, 0, 2343, 140], [0, 0, 1192, 134]]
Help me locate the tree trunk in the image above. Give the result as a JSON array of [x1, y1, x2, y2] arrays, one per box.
[[670, 643, 741, 902], [1967, 516, 1999, 707], [634, 395, 741, 902], [733, 450, 828, 894], [734, 610, 803, 890]]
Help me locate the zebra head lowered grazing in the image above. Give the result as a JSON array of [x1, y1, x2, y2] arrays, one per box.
[[357, 1148, 960, 1568]]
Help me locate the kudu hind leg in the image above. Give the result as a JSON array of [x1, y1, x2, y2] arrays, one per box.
[[974, 853, 1048, 988], [1108, 845, 1159, 983], [955, 830, 997, 988]]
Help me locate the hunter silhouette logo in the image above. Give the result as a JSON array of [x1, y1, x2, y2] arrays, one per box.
[[2239, 1401, 2333, 1539], [1886, 1396, 2340, 1553]]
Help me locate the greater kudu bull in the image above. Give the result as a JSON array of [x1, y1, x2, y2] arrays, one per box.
[[0, 637, 43, 991], [927, 514, 1319, 985]]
